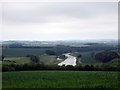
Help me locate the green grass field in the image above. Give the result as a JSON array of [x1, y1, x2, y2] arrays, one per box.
[[80, 52, 99, 64], [2, 47, 53, 57], [3, 47, 99, 63], [3, 47, 99, 65], [2, 71, 119, 89], [0, 72, 1, 89], [3, 54, 62, 65], [4, 57, 31, 65], [40, 54, 63, 65]]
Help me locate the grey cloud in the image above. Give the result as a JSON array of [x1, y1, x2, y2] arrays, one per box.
[[2, 2, 118, 40], [3, 2, 117, 24]]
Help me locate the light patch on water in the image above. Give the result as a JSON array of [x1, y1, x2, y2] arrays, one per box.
[[58, 53, 76, 66]]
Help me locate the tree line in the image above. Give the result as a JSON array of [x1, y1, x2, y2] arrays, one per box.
[[2, 63, 120, 72]]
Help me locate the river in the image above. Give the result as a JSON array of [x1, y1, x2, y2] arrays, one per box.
[[58, 53, 76, 66]]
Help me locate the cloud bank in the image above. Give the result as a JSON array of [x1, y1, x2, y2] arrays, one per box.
[[1, 2, 118, 41]]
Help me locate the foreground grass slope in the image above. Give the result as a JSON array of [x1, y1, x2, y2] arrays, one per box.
[[2, 71, 119, 88]]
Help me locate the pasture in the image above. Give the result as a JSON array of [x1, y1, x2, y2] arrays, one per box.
[[2, 71, 119, 89], [3, 57, 31, 65], [2, 47, 53, 57], [3, 54, 61, 65], [40, 54, 63, 65], [3, 47, 99, 64], [80, 52, 98, 64]]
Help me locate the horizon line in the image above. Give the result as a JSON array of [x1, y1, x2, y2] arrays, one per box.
[[1, 39, 118, 42]]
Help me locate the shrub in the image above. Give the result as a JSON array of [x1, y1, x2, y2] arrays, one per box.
[[95, 51, 120, 63], [45, 50, 57, 55]]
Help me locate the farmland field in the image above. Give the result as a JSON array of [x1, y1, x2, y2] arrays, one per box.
[[0, 72, 1, 89], [3, 54, 62, 65], [2, 47, 53, 57], [80, 52, 99, 64], [40, 54, 63, 65], [3, 57, 31, 65], [2, 71, 119, 89], [2, 47, 100, 64]]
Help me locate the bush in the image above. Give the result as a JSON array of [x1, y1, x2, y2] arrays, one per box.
[[26, 55, 40, 63], [58, 55, 67, 60], [2, 63, 119, 72], [45, 50, 57, 55], [95, 51, 120, 63]]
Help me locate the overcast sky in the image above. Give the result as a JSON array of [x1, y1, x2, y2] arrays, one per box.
[[1, 2, 118, 41]]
